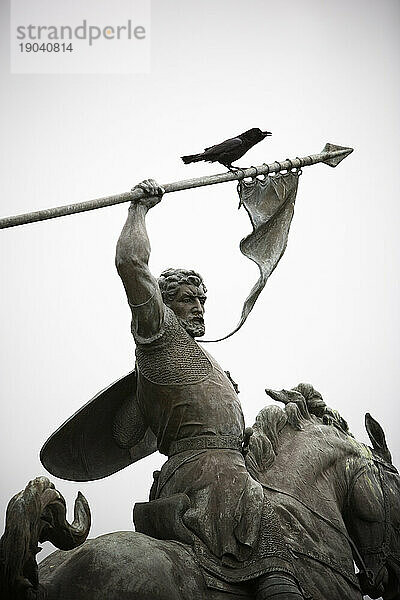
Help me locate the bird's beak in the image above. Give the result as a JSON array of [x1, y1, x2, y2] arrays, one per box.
[[262, 131, 272, 137]]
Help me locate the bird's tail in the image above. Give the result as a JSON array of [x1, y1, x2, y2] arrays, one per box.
[[181, 153, 204, 164]]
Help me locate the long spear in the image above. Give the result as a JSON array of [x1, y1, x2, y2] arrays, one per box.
[[0, 143, 353, 230]]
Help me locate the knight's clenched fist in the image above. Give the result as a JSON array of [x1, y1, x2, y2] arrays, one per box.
[[131, 179, 165, 210]]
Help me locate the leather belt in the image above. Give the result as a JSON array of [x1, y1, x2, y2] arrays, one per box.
[[167, 434, 243, 457]]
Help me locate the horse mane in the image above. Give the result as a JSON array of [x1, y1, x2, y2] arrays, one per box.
[[245, 383, 352, 475]]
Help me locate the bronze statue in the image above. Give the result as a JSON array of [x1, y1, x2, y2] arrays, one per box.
[[1, 386, 399, 599], [112, 178, 302, 598], [4, 146, 397, 600]]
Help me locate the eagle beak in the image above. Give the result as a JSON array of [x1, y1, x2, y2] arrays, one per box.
[[262, 131, 272, 137]]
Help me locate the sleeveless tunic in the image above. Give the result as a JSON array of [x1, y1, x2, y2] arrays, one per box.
[[134, 307, 274, 568]]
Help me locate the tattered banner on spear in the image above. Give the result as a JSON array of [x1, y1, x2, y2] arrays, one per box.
[[0, 142, 353, 341]]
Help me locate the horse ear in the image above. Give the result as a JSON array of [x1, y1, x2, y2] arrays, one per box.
[[265, 389, 291, 404], [365, 413, 392, 464]]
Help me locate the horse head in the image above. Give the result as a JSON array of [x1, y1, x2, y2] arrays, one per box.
[[247, 384, 400, 600], [344, 413, 400, 600]]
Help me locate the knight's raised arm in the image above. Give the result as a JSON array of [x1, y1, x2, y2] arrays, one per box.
[[115, 179, 165, 341]]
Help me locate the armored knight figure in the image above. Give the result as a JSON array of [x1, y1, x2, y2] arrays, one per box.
[[114, 179, 304, 599]]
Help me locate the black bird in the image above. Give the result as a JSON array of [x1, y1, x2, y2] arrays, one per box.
[[181, 128, 272, 170]]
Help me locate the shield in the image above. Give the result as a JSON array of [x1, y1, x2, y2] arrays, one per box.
[[40, 371, 157, 482]]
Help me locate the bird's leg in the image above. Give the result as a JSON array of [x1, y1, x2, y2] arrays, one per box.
[[228, 166, 246, 180], [226, 165, 247, 178], [229, 164, 248, 171]]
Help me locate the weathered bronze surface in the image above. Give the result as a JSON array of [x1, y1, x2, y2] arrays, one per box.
[[40, 370, 158, 481], [109, 180, 297, 596], [2, 169, 399, 600], [0, 143, 352, 229], [1, 392, 399, 599]]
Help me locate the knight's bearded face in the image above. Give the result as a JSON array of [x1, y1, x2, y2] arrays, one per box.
[[167, 284, 206, 338]]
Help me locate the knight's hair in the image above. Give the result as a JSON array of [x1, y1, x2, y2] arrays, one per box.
[[158, 268, 207, 304]]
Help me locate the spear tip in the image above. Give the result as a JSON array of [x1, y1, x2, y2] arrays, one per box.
[[321, 143, 354, 167]]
